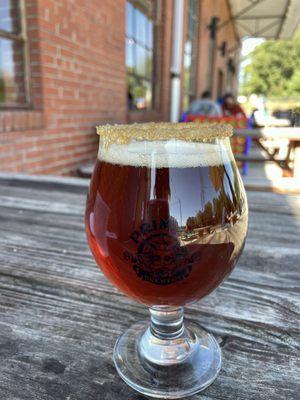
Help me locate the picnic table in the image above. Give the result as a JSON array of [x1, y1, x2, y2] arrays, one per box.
[[0, 173, 299, 400], [234, 127, 300, 177]]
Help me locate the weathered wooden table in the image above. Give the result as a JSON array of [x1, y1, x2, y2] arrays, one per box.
[[0, 174, 299, 400]]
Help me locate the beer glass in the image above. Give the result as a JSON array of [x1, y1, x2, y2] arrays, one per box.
[[85, 122, 248, 398]]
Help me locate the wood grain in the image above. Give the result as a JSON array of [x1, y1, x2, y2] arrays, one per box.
[[0, 176, 299, 400]]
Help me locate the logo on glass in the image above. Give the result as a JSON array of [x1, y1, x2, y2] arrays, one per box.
[[123, 219, 193, 285]]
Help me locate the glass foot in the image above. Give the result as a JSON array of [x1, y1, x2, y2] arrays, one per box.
[[113, 319, 221, 399]]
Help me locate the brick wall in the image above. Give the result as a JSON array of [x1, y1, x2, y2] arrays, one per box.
[[211, 0, 238, 98], [0, 0, 127, 174], [197, 0, 238, 99], [0, 0, 239, 175]]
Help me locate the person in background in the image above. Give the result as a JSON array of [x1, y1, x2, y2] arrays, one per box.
[[249, 108, 259, 127], [179, 90, 222, 121], [250, 104, 290, 127], [222, 93, 246, 118], [201, 90, 211, 99]]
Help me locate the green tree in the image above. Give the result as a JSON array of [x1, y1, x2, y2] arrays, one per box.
[[241, 31, 300, 97]]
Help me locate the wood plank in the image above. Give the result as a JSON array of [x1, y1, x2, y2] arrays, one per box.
[[0, 248, 298, 400], [0, 173, 89, 194], [0, 177, 299, 399], [235, 154, 269, 162]]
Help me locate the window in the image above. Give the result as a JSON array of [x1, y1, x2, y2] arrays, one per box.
[[183, 0, 199, 110], [217, 69, 224, 99], [0, 0, 28, 107], [126, 0, 158, 111]]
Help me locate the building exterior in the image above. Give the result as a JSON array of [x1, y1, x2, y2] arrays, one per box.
[[0, 0, 239, 174]]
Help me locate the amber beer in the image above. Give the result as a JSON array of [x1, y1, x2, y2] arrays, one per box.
[[85, 124, 248, 397], [85, 137, 248, 306]]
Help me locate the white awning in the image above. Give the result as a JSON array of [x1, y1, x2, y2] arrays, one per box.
[[228, 0, 300, 39]]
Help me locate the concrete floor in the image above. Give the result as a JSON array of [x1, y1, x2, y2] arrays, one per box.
[[245, 144, 283, 181]]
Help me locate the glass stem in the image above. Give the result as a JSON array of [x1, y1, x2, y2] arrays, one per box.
[[149, 306, 185, 340], [138, 306, 196, 365]]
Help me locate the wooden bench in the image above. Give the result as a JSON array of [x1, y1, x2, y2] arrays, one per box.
[[234, 127, 300, 177]]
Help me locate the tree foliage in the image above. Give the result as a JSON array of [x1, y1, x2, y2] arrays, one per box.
[[241, 31, 300, 97]]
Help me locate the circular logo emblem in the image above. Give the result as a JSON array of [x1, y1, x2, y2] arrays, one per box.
[[124, 232, 193, 285]]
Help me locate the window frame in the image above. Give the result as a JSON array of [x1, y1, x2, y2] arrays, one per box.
[[182, 0, 200, 109], [126, 0, 160, 112], [0, 0, 31, 109]]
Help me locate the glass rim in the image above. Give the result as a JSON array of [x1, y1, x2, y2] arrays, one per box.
[[96, 122, 233, 148]]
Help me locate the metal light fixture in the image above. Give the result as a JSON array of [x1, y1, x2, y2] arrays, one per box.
[[219, 41, 227, 57], [208, 17, 219, 39]]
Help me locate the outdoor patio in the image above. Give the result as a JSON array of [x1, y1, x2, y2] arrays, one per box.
[[0, 0, 299, 399], [0, 173, 299, 399]]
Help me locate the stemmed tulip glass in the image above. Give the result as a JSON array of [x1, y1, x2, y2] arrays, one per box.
[[85, 122, 248, 398]]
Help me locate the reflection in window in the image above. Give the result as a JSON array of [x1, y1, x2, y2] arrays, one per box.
[[183, 0, 199, 110], [126, 1, 157, 111], [0, 0, 27, 106]]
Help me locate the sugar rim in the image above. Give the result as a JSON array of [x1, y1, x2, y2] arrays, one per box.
[[96, 122, 233, 148]]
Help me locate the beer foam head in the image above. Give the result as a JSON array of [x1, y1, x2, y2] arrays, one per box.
[[98, 139, 233, 168], [96, 122, 232, 148], [96, 122, 234, 168]]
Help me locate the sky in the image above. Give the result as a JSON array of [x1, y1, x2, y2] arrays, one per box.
[[241, 37, 265, 58], [239, 37, 265, 85]]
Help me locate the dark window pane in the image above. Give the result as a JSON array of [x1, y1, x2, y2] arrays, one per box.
[[126, 2, 134, 37], [185, 40, 192, 56], [127, 75, 135, 109], [133, 77, 146, 110], [183, 0, 199, 108], [190, 61, 196, 90], [184, 53, 191, 70], [145, 50, 153, 79], [184, 67, 190, 91], [126, 0, 157, 111], [135, 8, 147, 45], [0, 0, 20, 33], [188, 15, 196, 38], [143, 80, 152, 109], [136, 44, 147, 76], [190, 0, 198, 15], [146, 19, 153, 49], [0, 38, 26, 104], [128, 77, 152, 111], [183, 94, 189, 111], [126, 38, 135, 72]]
